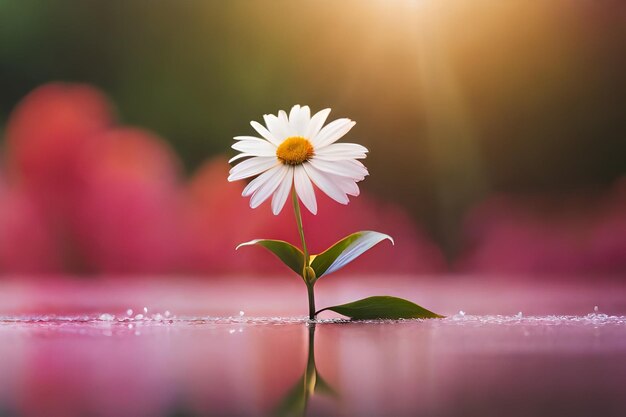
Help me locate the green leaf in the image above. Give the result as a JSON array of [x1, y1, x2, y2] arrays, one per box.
[[274, 374, 307, 417], [236, 239, 304, 275], [310, 231, 393, 278], [317, 296, 445, 320], [274, 324, 339, 417], [314, 374, 339, 398], [274, 359, 337, 417]]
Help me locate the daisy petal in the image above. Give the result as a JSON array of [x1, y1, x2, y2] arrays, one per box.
[[289, 105, 311, 136], [278, 110, 291, 134], [229, 153, 255, 163], [313, 152, 367, 161], [305, 108, 331, 140], [233, 135, 274, 143], [250, 165, 289, 209], [228, 156, 278, 182], [288, 105, 300, 122], [263, 114, 291, 142], [278, 110, 289, 126], [309, 158, 368, 180], [328, 174, 360, 196], [232, 140, 276, 156], [314, 143, 368, 160], [251, 121, 280, 146], [303, 162, 349, 205], [242, 164, 283, 197], [294, 165, 317, 214], [350, 159, 367, 168], [271, 166, 294, 215], [313, 119, 356, 148]]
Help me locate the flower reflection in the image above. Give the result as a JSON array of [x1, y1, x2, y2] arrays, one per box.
[[274, 324, 338, 417]]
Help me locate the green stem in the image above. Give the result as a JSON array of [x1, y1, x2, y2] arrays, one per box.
[[306, 283, 316, 321], [291, 188, 309, 266], [292, 188, 316, 319], [303, 323, 317, 412]]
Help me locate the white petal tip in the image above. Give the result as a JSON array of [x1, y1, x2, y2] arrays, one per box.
[[235, 240, 258, 250], [375, 233, 394, 245]]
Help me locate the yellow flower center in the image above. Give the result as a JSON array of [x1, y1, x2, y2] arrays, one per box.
[[276, 136, 314, 165]]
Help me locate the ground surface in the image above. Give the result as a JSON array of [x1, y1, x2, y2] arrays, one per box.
[[0, 276, 625, 417]]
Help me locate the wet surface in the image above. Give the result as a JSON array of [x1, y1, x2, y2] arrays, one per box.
[[1, 277, 626, 417]]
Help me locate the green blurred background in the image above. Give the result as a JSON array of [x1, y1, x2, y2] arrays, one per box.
[[1, 0, 625, 254]]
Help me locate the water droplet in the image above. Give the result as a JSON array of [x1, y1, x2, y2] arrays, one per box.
[[126, 309, 133, 316], [143, 307, 148, 314], [594, 306, 599, 313], [164, 310, 171, 317], [134, 314, 144, 320], [459, 310, 466, 317], [229, 329, 236, 334], [239, 310, 245, 317], [516, 312, 523, 319], [98, 313, 114, 321]]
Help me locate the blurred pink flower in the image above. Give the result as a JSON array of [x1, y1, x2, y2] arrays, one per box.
[[72, 128, 187, 274], [0, 181, 62, 273], [185, 157, 296, 274], [4, 82, 114, 209], [1, 83, 192, 275], [2, 83, 115, 272], [457, 179, 626, 276]]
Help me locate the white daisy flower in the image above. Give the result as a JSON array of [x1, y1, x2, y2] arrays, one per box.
[[228, 105, 368, 215]]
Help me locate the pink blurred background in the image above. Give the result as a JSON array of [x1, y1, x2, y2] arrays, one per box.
[[0, 1, 624, 279], [0, 81, 624, 278], [0, 83, 443, 277]]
